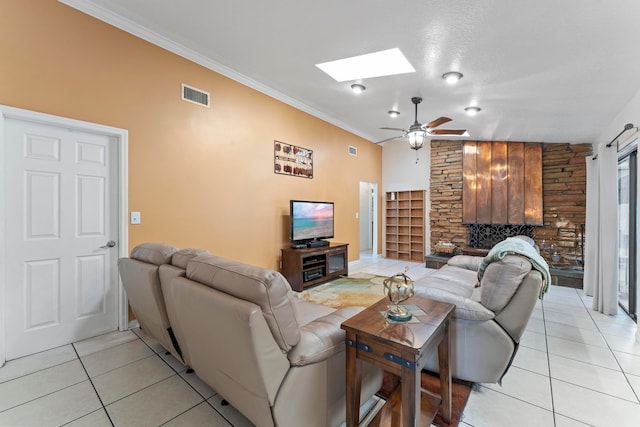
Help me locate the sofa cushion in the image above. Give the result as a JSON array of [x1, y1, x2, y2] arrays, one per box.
[[292, 298, 336, 327], [288, 307, 362, 366], [171, 248, 209, 269], [418, 287, 495, 321], [130, 242, 177, 265], [480, 255, 532, 313], [414, 264, 490, 319], [186, 255, 300, 351], [447, 255, 484, 272], [159, 264, 188, 293], [417, 264, 478, 297]]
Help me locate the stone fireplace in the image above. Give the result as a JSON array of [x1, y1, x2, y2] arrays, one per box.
[[430, 140, 592, 268]]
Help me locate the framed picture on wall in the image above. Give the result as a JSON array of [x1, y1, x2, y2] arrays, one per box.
[[274, 140, 313, 178]]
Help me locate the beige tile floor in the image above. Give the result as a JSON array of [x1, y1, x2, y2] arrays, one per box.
[[0, 254, 638, 426]]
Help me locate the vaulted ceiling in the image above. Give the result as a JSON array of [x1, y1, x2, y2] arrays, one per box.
[[62, 0, 640, 144]]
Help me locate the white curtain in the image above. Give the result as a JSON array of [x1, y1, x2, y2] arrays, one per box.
[[584, 144, 618, 315], [583, 157, 598, 297]]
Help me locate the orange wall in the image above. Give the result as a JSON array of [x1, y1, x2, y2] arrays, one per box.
[[0, 1, 382, 268]]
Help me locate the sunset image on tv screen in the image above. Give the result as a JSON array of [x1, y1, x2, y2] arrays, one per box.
[[292, 202, 333, 240]]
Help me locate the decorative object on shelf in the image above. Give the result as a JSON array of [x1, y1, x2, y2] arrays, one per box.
[[434, 241, 457, 255], [274, 140, 313, 178], [539, 240, 562, 267], [383, 269, 415, 322]]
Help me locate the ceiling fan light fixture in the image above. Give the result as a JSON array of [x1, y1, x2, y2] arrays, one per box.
[[442, 71, 463, 84], [464, 106, 482, 116], [387, 110, 400, 118], [408, 130, 426, 150], [350, 83, 366, 94]]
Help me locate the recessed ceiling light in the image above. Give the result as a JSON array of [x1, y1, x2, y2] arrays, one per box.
[[464, 106, 482, 116], [442, 71, 463, 84], [350, 84, 366, 94], [387, 110, 400, 118], [316, 48, 415, 82]]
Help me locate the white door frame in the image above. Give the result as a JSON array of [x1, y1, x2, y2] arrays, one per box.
[[0, 105, 129, 366]]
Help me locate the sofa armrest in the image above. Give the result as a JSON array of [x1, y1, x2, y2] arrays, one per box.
[[447, 255, 484, 272], [287, 306, 363, 366], [422, 287, 495, 321]]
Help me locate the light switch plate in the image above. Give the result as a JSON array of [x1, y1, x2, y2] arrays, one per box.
[[131, 211, 141, 224]]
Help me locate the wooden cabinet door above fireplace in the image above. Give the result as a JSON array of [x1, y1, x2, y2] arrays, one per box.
[[462, 141, 543, 225]]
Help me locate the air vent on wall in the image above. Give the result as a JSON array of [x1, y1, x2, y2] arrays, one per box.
[[181, 83, 210, 107], [348, 145, 357, 156]]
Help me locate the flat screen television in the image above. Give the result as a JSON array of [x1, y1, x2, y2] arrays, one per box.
[[290, 200, 334, 243]]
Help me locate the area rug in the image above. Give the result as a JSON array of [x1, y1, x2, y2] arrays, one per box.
[[377, 371, 472, 427], [297, 272, 389, 309]]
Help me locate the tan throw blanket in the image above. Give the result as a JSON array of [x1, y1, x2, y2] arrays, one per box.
[[477, 237, 551, 298]]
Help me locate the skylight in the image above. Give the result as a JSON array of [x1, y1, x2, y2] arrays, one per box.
[[316, 48, 415, 82]]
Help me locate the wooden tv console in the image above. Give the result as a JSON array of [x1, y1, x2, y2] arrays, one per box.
[[281, 243, 348, 292]]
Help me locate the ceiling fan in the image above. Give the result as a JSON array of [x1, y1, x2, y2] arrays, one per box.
[[377, 97, 468, 150]]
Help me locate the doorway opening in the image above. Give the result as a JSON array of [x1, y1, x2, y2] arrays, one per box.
[[359, 182, 378, 258]]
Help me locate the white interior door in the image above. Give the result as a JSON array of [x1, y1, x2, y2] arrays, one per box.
[[3, 117, 119, 360]]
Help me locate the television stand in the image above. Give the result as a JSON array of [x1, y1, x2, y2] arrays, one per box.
[[281, 243, 348, 292], [307, 239, 329, 248]]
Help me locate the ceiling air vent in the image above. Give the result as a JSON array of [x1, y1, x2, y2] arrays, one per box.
[[181, 83, 210, 107], [348, 145, 357, 156]]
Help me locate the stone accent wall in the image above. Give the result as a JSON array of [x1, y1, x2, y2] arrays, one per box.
[[429, 140, 592, 267], [536, 143, 592, 266], [430, 141, 467, 247]]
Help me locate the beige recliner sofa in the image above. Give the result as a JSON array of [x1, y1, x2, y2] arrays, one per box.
[[118, 243, 189, 363], [414, 253, 544, 383], [120, 243, 382, 427]]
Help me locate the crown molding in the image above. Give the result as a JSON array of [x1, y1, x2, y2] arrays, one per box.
[[58, 0, 376, 142]]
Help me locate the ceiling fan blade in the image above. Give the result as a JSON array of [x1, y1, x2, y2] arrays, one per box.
[[428, 128, 468, 135], [424, 117, 452, 129], [380, 127, 407, 132], [374, 135, 405, 144]]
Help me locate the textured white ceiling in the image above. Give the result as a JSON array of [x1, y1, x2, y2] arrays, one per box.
[[62, 0, 640, 145]]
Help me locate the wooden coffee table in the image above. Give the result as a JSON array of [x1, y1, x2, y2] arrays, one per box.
[[341, 296, 455, 427]]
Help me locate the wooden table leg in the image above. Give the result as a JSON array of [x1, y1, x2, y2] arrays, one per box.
[[389, 386, 402, 426], [400, 359, 420, 427], [437, 320, 452, 424], [345, 332, 362, 427]]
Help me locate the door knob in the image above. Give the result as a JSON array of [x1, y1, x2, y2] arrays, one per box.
[[100, 240, 116, 248]]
